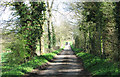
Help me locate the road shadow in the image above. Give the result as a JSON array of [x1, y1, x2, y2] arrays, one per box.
[[23, 45, 92, 77]]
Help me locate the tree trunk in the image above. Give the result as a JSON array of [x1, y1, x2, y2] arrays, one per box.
[[47, 0, 54, 49]]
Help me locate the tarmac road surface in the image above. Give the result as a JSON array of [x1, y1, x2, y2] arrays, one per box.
[[24, 45, 92, 77]]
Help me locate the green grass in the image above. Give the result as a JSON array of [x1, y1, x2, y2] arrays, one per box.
[[1, 49, 62, 77], [71, 46, 120, 77], [42, 49, 62, 61]]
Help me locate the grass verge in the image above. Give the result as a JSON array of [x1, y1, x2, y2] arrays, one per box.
[[71, 46, 120, 77], [1, 49, 63, 77]]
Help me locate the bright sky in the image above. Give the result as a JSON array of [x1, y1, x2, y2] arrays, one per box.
[[0, 0, 77, 29], [52, 1, 72, 26], [0, 0, 117, 28], [0, 0, 75, 28]]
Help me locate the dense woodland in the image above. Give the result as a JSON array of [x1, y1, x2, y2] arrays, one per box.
[[71, 2, 120, 62], [0, 0, 120, 76]]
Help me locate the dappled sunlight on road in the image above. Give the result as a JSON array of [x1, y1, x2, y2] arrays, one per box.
[[55, 55, 76, 58], [24, 44, 91, 77]]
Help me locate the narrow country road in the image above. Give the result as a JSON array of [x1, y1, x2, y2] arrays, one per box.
[[24, 45, 91, 77]]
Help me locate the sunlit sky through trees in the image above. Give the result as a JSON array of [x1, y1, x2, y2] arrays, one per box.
[[0, 0, 119, 28], [0, 0, 78, 29]]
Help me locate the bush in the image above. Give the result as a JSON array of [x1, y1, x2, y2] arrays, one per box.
[[71, 45, 83, 54], [3, 35, 28, 65]]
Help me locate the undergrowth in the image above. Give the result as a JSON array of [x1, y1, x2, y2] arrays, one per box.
[[71, 46, 120, 77], [1, 49, 62, 77]]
